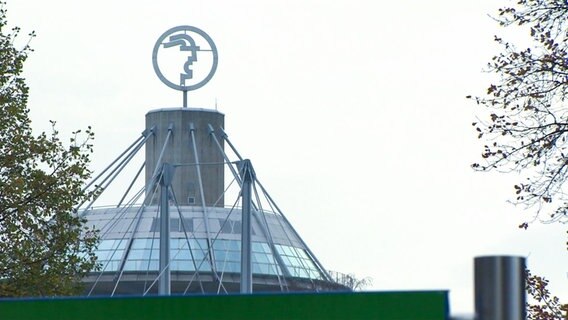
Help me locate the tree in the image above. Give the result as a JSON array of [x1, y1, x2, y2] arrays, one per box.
[[0, 2, 98, 297], [526, 270, 568, 320], [470, 1, 568, 318], [328, 270, 372, 291], [468, 0, 568, 226]]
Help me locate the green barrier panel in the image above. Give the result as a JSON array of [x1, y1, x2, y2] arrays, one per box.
[[0, 291, 449, 320]]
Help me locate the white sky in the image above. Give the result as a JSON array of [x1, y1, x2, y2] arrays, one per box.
[[7, 0, 568, 315]]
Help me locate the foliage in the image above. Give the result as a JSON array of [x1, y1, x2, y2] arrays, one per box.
[[328, 270, 372, 291], [470, 2, 568, 318], [526, 270, 568, 320], [468, 0, 568, 226], [0, 1, 98, 297]]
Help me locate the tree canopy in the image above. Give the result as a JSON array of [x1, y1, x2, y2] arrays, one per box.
[[470, 2, 568, 318], [469, 0, 568, 226], [526, 270, 568, 320], [0, 2, 98, 297]]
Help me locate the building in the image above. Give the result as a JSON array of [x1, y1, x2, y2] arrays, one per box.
[[80, 107, 347, 295]]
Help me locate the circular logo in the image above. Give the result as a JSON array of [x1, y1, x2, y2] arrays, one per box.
[[152, 26, 218, 91]]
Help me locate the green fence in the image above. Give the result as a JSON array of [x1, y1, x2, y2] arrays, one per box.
[[0, 291, 449, 320]]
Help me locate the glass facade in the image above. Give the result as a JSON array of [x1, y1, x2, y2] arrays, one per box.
[[119, 238, 212, 272], [94, 238, 317, 279], [171, 238, 212, 272], [212, 239, 241, 273], [251, 242, 280, 276], [275, 244, 322, 279], [97, 239, 127, 272], [212, 239, 281, 276], [123, 238, 159, 271]]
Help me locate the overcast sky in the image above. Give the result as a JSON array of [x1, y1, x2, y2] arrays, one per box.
[[7, 0, 568, 315]]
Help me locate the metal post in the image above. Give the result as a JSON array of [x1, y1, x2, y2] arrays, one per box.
[[239, 160, 255, 294], [474, 256, 526, 320], [158, 163, 173, 295], [183, 90, 188, 108], [189, 123, 219, 277]]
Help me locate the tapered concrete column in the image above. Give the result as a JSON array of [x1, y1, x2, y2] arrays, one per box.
[[145, 108, 224, 206]]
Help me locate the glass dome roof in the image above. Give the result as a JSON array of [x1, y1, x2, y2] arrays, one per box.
[[79, 109, 346, 295]]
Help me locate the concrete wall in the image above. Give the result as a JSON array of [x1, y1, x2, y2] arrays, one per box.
[[145, 108, 224, 207]]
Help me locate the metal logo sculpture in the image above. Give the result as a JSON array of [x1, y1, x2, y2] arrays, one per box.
[[152, 26, 218, 107]]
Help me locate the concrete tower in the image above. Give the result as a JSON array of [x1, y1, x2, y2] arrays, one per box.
[[79, 25, 347, 296], [145, 108, 224, 206]]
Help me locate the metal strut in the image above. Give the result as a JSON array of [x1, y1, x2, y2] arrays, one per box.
[[211, 125, 290, 289], [238, 159, 255, 294], [189, 123, 222, 284], [159, 163, 174, 295], [78, 132, 151, 215]]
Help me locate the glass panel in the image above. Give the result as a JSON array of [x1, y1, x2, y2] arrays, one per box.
[[127, 250, 144, 260], [253, 253, 270, 263], [227, 252, 240, 262], [252, 242, 263, 253], [283, 246, 294, 256], [94, 250, 111, 260], [261, 264, 270, 274], [127, 249, 158, 260], [297, 249, 311, 260], [171, 260, 195, 271], [297, 269, 309, 278], [170, 261, 181, 271], [191, 239, 208, 249], [272, 244, 323, 279], [214, 250, 226, 261], [123, 260, 159, 271], [228, 240, 240, 250], [191, 250, 207, 261], [269, 264, 280, 275], [101, 260, 121, 272], [172, 249, 191, 260], [288, 256, 301, 267], [123, 261, 137, 271], [107, 249, 124, 260], [172, 238, 196, 249], [212, 240, 226, 250], [98, 239, 127, 250], [97, 240, 114, 250], [131, 238, 159, 249], [226, 262, 239, 272], [197, 261, 211, 272]]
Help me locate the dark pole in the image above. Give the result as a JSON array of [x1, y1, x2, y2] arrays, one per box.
[[474, 256, 526, 320]]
